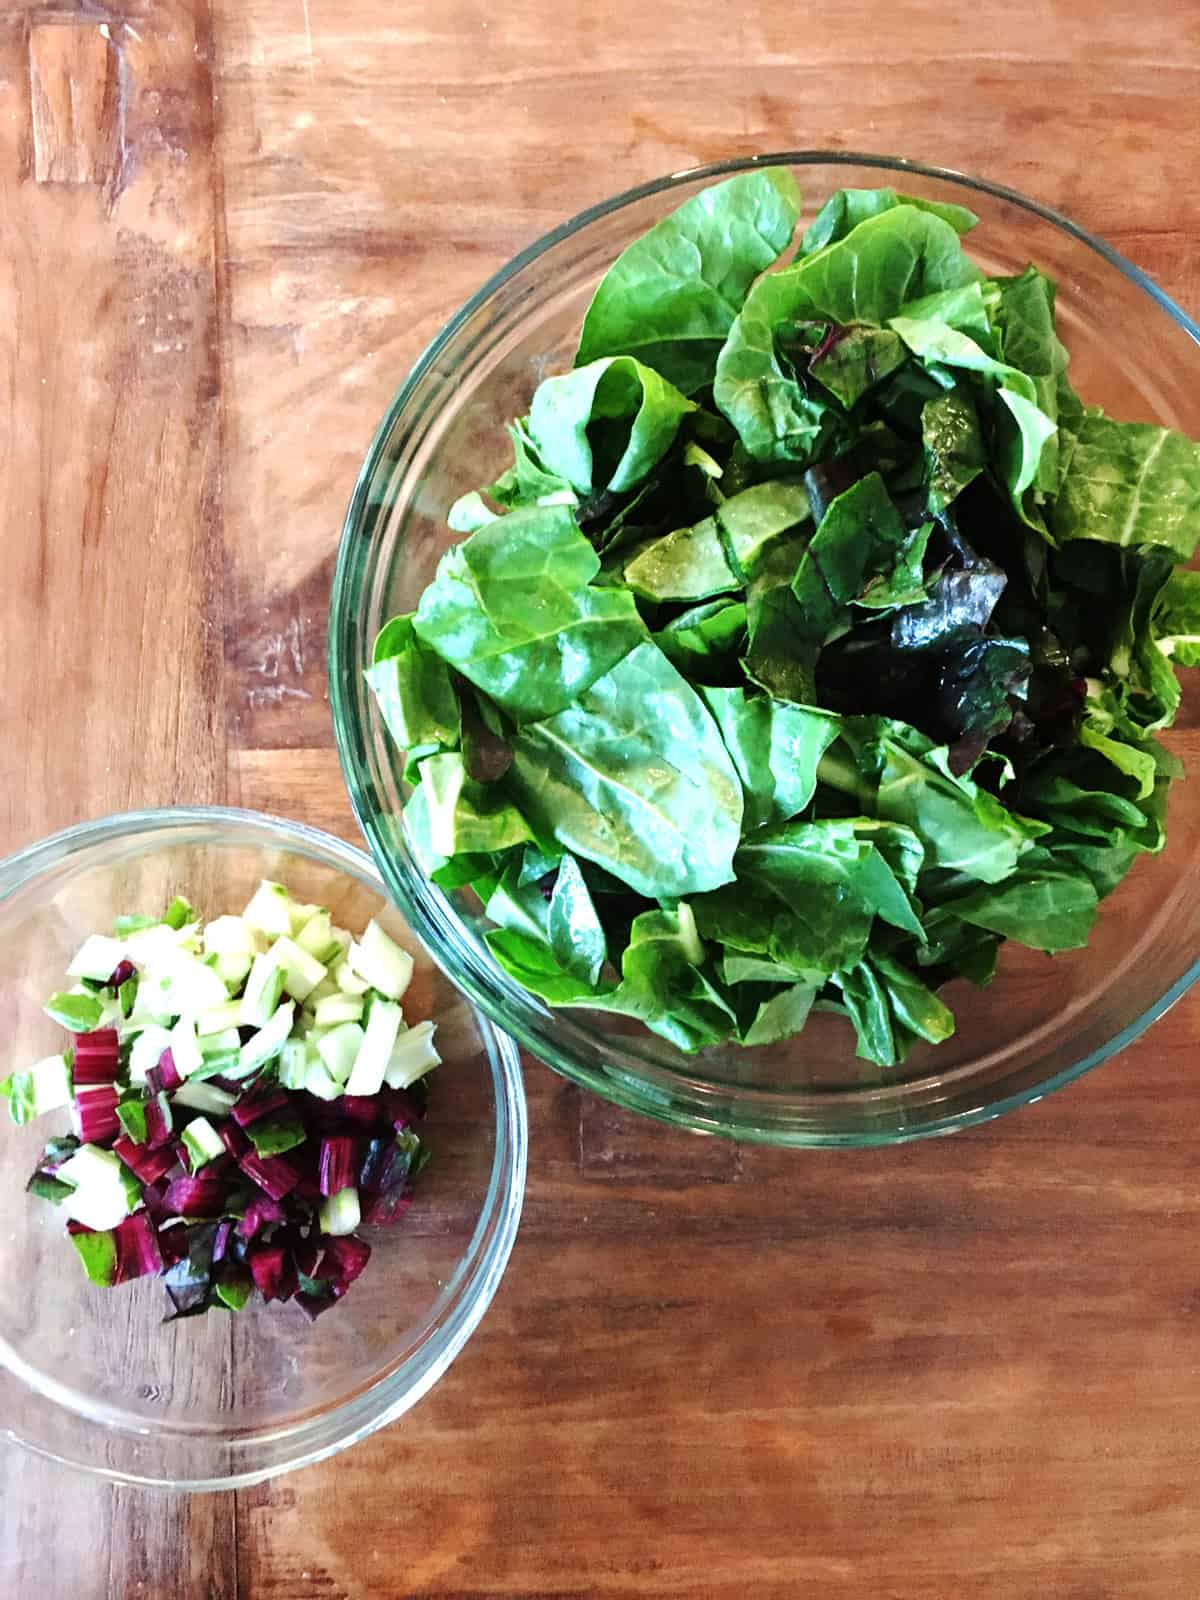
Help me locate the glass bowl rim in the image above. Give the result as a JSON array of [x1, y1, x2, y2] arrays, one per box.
[[329, 150, 1200, 1148], [0, 804, 528, 1490]]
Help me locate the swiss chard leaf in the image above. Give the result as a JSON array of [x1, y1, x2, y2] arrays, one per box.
[[699, 686, 840, 831], [713, 479, 813, 575], [576, 169, 802, 393], [485, 927, 608, 1006], [413, 504, 646, 722], [710, 296, 846, 465], [738, 981, 820, 1046], [485, 861, 553, 945], [1051, 415, 1200, 560], [654, 599, 748, 674], [622, 513, 740, 602], [419, 753, 533, 857], [799, 188, 978, 256], [694, 819, 923, 976], [528, 356, 697, 496], [890, 524, 1007, 650], [942, 868, 1098, 952], [742, 529, 821, 703], [1152, 568, 1200, 667], [809, 326, 908, 409], [548, 853, 608, 986], [992, 267, 1067, 492], [485, 417, 578, 510], [716, 206, 979, 460], [831, 961, 899, 1066], [607, 907, 737, 1052], [365, 614, 461, 765], [507, 640, 743, 898], [848, 718, 1046, 883], [868, 952, 955, 1045], [887, 314, 1057, 509], [791, 471, 921, 625], [922, 387, 986, 511]]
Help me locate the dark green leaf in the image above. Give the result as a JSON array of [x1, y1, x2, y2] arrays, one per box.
[[739, 981, 819, 1045], [810, 326, 908, 408], [622, 514, 741, 602], [528, 356, 697, 496], [365, 613, 462, 763], [743, 529, 820, 704], [791, 472, 920, 624], [548, 854, 608, 986], [799, 188, 978, 256], [654, 600, 748, 674], [699, 686, 840, 831], [1051, 414, 1200, 559], [694, 818, 923, 976], [1152, 568, 1200, 667], [831, 962, 898, 1066], [922, 387, 985, 511], [419, 753, 532, 856], [943, 870, 1098, 952], [850, 718, 1046, 882], [413, 504, 646, 722], [868, 952, 955, 1044], [507, 640, 743, 898], [485, 417, 577, 510], [576, 169, 802, 393]]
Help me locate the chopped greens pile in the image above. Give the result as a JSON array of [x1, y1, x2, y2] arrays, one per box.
[[3, 883, 439, 1318], [367, 172, 1200, 1067]]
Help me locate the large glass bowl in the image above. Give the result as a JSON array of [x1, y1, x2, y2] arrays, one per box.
[[329, 152, 1200, 1147], [0, 808, 526, 1488]]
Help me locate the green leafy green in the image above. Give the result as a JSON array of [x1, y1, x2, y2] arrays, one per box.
[[739, 981, 820, 1045], [548, 853, 608, 986], [1153, 569, 1200, 667], [43, 992, 104, 1032], [365, 614, 461, 764], [622, 514, 740, 601], [716, 205, 979, 461], [528, 356, 696, 495], [413, 504, 646, 721], [922, 387, 986, 510], [654, 599, 747, 673], [850, 720, 1045, 883], [799, 187, 978, 256], [943, 869, 1098, 952], [810, 326, 908, 408], [507, 640, 743, 898], [700, 687, 840, 831], [1051, 414, 1200, 558], [791, 471, 919, 626], [576, 169, 803, 393], [368, 173, 1200, 1069], [420, 752, 532, 857], [742, 527, 821, 703], [694, 819, 922, 976], [887, 313, 1057, 505]]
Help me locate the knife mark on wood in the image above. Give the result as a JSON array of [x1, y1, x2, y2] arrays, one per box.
[[28, 19, 124, 189]]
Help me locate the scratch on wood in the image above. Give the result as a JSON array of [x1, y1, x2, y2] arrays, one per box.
[[246, 682, 312, 707], [28, 18, 123, 188], [299, 0, 315, 83]]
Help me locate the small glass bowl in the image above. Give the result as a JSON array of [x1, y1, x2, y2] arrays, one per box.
[[329, 151, 1200, 1147], [0, 807, 526, 1489]]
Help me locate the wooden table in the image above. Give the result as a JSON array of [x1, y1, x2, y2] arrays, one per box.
[[3, 2, 1200, 1594]]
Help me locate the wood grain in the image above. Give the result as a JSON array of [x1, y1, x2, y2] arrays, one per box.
[[0, 2, 235, 1594], [4, 0, 1200, 1595]]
